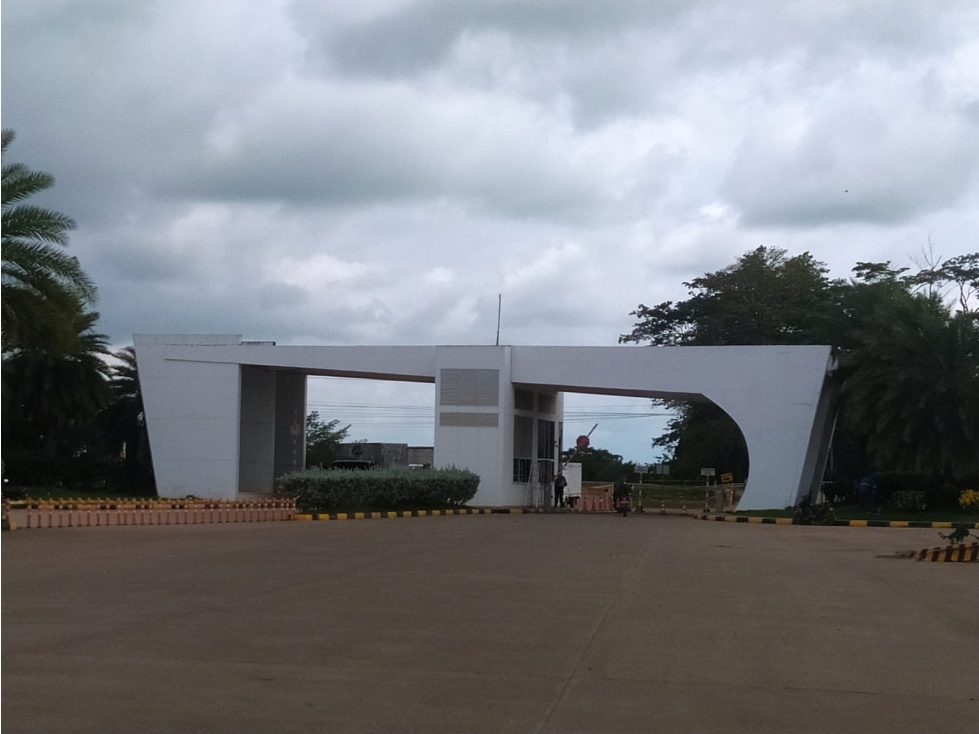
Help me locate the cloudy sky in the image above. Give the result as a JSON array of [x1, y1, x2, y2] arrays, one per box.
[[3, 0, 978, 461]]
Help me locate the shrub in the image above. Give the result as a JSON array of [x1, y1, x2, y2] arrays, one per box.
[[959, 489, 979, 512], [891, 490, 928, 512], [276, 467, 480, 513], [874, 472, 959, 509], [822, 479, 854, 504]]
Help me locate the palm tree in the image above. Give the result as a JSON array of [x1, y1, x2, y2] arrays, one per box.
[[101, 346, 154, 489], [2, 129, 96, 350], [841, 293, 979, 481], [3, 301, 112, 457]]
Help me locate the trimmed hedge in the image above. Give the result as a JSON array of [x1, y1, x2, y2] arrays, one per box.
[[276, 467, 480, 513]]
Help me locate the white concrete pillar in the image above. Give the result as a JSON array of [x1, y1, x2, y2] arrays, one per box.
[[434, 346, 517, 506], [134, 334, 243, 499]]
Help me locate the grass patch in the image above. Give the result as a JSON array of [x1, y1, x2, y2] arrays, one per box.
[[4, 486, 156, 501]]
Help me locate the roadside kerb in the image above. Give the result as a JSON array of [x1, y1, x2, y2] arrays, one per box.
[[292, 507, 577, 521], [4, 498, 296, 530], [694, 512, 979, 530]]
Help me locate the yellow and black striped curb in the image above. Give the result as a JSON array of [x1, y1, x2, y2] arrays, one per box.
[[694, 513, 979, 529], [292, 507, 552, 521], [900, 543, 979, 562], [6, 499, 295, 511]]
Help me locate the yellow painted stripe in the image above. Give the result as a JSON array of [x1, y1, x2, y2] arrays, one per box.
[[387, 511, 397, 518], [294, 515, 313, 521], [431, 510, 441, 516], [723, 515, 737, 522], [888, 521, 909, 528], [774, 518, 793, 525], [353, 512, 365, 519], [511, 508, 524, 514], [849, 520, 868, 527], [336, 513, 348, 520], [370, 512, 382, 519], [932, 522, 953, 528], [747, 516, 763, 523], [417, 510, 427, 517]]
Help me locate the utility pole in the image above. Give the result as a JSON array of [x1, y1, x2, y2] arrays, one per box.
[[495, 294, 502, 346]]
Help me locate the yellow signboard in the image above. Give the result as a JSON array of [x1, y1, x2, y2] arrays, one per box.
[[720, 472, 734, 484]]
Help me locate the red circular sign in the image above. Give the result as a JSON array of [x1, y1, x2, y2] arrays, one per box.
[[576, 435, 590, 450]]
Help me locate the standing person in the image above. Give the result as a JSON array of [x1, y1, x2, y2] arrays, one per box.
[[613, 475, 630, 510], [858, 474, 877, 514], [553, 471, 568, 508]]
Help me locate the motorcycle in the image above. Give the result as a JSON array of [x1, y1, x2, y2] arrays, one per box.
[[793, 495, 836, 526], [614, 492, 631, 517]]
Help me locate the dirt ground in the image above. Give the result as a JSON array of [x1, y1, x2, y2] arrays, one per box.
[[3, 514, 977, 733]]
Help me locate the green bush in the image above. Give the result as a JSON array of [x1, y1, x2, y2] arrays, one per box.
[[874, 472, 959, 509], [276, 467, 480, 513]]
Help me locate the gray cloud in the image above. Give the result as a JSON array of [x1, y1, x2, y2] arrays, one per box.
[[723, 71, 979, 227], [3, 0, 978, 460]]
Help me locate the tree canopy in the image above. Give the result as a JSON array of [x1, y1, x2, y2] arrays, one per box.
[[622, 246, 979, 489], [305, 411, 351, 469], [2, 129, 96, 351]]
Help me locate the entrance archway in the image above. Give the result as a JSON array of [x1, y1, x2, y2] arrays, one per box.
[[134, 336, 835, 510]]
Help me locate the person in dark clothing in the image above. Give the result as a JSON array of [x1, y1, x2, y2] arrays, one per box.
[[613, 476, 631, 510], [858, 474, 878, 513], [553, 471, 568, 508]]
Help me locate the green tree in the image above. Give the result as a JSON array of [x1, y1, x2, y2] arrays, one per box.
[[305, 411, 351, 468], [653, 402, 748, 481], [2, 129, 97, 350], [100, 346, 154, 491], [562, 446, 629, 482], [622, 246, 979, 490], [3, 301, 111, 459], [620, 247, 842, 347], [620, 247, 842, 477], [840, 293, 979, 481]]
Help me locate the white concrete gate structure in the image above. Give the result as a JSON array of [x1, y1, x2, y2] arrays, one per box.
[[134, 335, 837, 511]]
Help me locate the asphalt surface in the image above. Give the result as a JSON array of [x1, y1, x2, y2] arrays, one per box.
[[3, 514, 977, 733]]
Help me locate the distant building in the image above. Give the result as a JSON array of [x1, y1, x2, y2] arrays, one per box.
[[335, 443, 434, 469], [407, 446, 434, 467], [338, 442, 407, 468]]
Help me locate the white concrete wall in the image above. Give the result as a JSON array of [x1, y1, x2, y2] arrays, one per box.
[[509, 345, 835, 510], [136, 337, 834, 509], [564, 462, 582, 497], [134, 335, 243, 499], [434, 346, 515, 506]]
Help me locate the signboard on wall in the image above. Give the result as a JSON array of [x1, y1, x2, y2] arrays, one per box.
[[700, 468, 716, 477]]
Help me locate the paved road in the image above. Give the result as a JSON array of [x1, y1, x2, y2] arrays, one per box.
[[3, 515, 977, 733]]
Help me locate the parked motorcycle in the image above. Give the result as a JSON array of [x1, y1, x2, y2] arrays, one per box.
[[793, 495, 836, 526]]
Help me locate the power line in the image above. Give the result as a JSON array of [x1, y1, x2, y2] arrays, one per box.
[[306, 400, 669, 427]]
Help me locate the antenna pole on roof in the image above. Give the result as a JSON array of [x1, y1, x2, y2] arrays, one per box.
[[495, 293, 502, 346]]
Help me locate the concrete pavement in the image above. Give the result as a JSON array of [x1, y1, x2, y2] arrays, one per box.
[[3, 514, 977, 733]]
